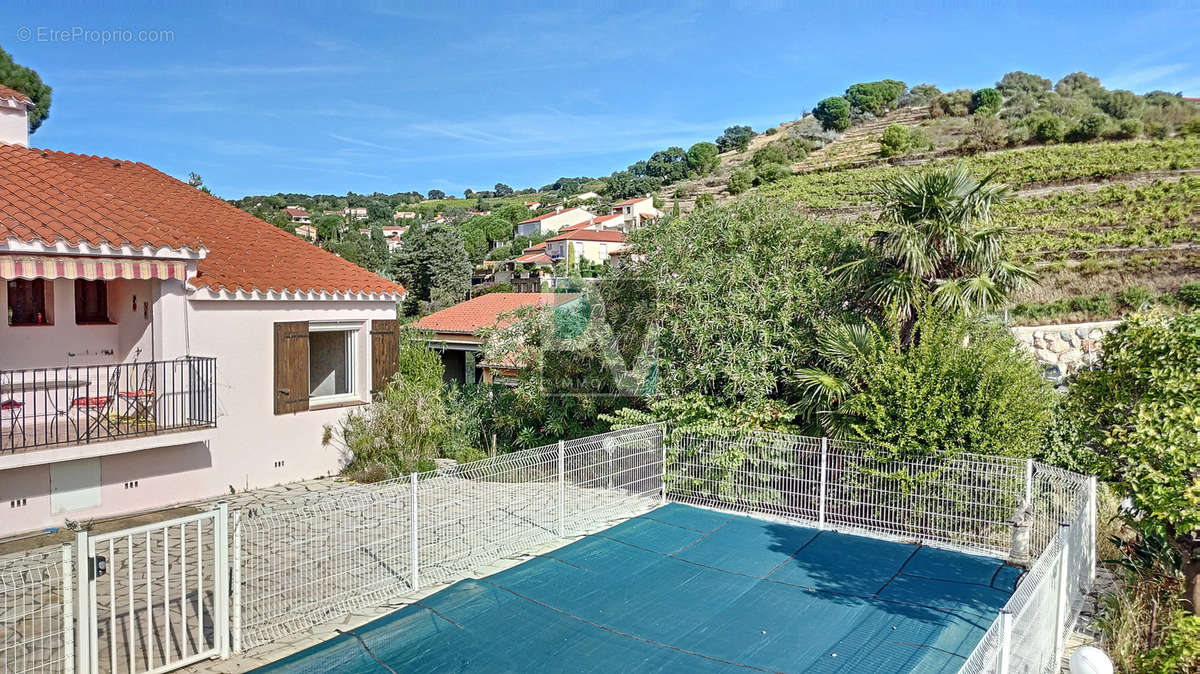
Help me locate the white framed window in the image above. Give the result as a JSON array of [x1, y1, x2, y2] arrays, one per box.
[[308, 321, 360, 404]]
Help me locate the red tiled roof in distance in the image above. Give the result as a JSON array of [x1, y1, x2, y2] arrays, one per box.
[[517, 207, 584, 224], [545, 229, 626, 243], [514, 252, 553, 264], [284, 206, 309, 217], [612, 197, 651, 206], [0, 85, 32, 105], [415, 293, 576, 334], [10, 146, 403, 296], [524, 242, 547, 253]]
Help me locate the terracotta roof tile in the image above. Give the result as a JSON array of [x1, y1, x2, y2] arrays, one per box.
[[514, 252, 553, 264], [612, 197, 651, 206], [0, 145, 403, 296], [517, 207, 586, 224], [545, 229, 626, 243], [0, 85, 32, 105], [415, 292, 576, 334]]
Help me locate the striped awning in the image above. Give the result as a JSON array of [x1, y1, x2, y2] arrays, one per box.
[[0, 255, 188, 281]]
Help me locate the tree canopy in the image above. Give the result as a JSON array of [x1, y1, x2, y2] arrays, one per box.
[[394, 222, 472, 315], [0, 46, 52, 133], [715, 125, 756, 153]]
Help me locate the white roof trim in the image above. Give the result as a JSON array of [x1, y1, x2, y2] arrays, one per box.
[[187, 286, 404, 302], [1, 238, 207, 260]]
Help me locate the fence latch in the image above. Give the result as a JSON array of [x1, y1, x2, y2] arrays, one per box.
[[89, 555, 108, 581]]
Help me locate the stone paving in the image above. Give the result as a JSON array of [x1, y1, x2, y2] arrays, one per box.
[[2, 462, 1115, 673], [1, 459, 662, 674]]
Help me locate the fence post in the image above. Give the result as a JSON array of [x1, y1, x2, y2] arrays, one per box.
[[1024, 458, 1034, 506], [62, 543, 74, 674], [998, 610, 1012, 674], [1053, 528, 1071, 663], [410, 472, 420, 591], [1088, 476, 1098, 585], [216, 502, 230, 659], [818, 437, 829, 529], [73, 530, 90, 674], [231, 509, 242, 655], [557, 440, 566, 537], [659, 425, 667, 506]]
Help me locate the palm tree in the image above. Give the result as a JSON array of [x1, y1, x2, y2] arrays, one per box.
[[836, 163, 1035, 343], [791, 321, 886, 436]]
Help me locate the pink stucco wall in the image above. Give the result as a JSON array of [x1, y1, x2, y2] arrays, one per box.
[[0, 276, 397, 537]]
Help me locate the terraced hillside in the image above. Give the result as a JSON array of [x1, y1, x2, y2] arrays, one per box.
[[758, 136, 1200, 322]]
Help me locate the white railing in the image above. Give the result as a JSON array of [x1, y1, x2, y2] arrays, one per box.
[[0, 547, 73, 674], [664, 430, 1095, 674], [232, 423, 664, 651], [0, 424, 1093, 674]]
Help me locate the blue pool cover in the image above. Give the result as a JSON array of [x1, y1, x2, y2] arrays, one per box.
[[256, 503, 1021, 673]]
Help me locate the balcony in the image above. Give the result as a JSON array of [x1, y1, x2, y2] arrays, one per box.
[[0, 357, 216, 457]]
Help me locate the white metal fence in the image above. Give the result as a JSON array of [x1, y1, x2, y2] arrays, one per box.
[[0, 548, 72, 674], [665, 430, 1095, 674], [232, 423, 665, 651], [0, 424, 1093, 674]]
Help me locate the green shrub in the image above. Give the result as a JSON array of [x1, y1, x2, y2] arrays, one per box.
[[727, 168, 754, 195], [1147, 122, 1169, 139], [844, 80, 906, 115], [751, 143, 788, 168], [753, 162, 790, 184], [1070, 312, 1200, 612], [1068, 112, 1111, 142], [961, 115, 1009, 152], [763, 127, 778, 136], [1137, 611, 1200, 673], [842, 313, 1053, 460], [1178, 282, 1200, 308], [907, 83, 941, 106], [814, 96, 852, 132], [969, 88, 1003, 116], [1099, 89, 1144, 120], [1116, 285, 1153, 310], [878, 124, 931, 157], [695, 193, 715, 209], [1030, 114, 1066, 143], [933, 89, 973, 117], [715, 125, 755, 153], [1113, 118, 1144, 139], [1182, 119, 1200, 137]]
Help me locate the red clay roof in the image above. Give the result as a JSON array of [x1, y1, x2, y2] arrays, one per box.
[[612, 197, 651, 206], [0, 85, 32, 105], [517, 207, 585, 224], [0, 145, 403, 296], [545, 229, 626, 243], [284, 206, 309, 217], [415, 292, 575, 334], [514, 252, 553, 264], [524, 241, 547, 253]]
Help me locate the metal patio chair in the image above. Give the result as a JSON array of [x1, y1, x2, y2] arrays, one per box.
[[68, 367, 121, 442], [117, 362, 157, 428], [1, 398, 24, 452]]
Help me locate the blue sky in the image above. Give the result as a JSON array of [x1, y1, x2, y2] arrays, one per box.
[[2, 1, 1197, 199]]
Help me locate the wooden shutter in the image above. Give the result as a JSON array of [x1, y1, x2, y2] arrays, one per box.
[[370, 319, 400, 393], [273, 321, 310, 414]]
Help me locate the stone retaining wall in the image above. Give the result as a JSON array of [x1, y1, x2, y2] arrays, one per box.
[[1010, 320, 1121, 381]]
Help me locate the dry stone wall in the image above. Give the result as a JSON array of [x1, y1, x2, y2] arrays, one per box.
[[1010, 320, 1121, 382]]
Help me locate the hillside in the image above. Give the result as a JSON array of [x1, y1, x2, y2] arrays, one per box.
[[749, 135, 1200, 323]]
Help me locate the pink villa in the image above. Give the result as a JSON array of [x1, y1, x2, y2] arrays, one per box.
[[0, 87, 405, 538]]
